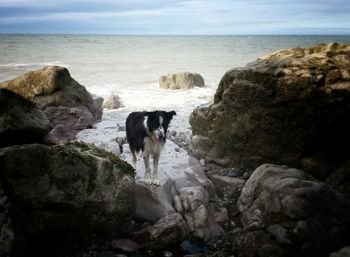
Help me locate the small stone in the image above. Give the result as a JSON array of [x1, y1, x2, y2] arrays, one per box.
[[175, 147, 180, 152], [110, 239, 139, 253], [163, 251, 173, 257], [199, 159, 205, 166], [227, 168, 248, 178], [241, 172, 250, 180]]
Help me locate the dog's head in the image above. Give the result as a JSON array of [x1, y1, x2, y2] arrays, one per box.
[[144, 110, 176, 142]]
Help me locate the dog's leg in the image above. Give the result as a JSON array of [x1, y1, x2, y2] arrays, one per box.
[[143, 152, 152, 185], [152, 152, 160, 186], [132, 151, 137, 169]]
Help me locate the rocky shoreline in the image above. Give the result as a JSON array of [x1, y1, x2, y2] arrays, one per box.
[[1, 43, 350, 257]]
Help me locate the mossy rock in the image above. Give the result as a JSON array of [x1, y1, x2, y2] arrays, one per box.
[[0, 141, 135, 256]]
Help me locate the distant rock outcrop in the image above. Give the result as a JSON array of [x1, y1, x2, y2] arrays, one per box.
[[189, 43, 350, 196], [159, 72, 205, 90], [0, 89, 49, 147], [0, 142, 135, 256], [0, 66, 103, 144], [236, 164, 350, 257]]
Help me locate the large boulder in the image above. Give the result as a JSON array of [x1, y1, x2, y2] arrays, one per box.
[[189, 43, 350, 194], [0, 89, 49, 148], [236, 164, 350, 257], [0, 142, 135, 256], [159, 72, 205, 90], [0, 66, 103, 144]]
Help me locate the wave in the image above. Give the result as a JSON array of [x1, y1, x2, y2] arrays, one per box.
[[0, 61, 69, 69]]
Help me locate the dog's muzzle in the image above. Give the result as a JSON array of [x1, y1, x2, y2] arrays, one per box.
[[155, 128, 165, 142]]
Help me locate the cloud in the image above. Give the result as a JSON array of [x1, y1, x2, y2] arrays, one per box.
[[0, 0, 349, 34]]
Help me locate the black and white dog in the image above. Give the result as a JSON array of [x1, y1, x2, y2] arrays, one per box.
[[126, 110, 176, 186]]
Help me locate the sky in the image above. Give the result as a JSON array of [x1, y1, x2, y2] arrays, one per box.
[[0, 0, 349, 35]]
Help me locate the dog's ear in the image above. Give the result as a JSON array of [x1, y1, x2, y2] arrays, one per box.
[[166, 111, 177, 120]]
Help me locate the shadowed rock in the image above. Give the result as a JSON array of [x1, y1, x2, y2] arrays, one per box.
[[235, 164, 350, 257], [189, 43, 350, 196], [0, 89, 49, 148], [0, 142, 135, 256]]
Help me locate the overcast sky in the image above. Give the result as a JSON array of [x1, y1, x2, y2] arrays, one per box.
[[0, 0, 349, 34]]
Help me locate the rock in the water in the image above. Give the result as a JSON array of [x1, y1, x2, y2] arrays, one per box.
[[134, 213, 189, 251], [0, 66, 103, 144], [102, 94, 122, 109], [0, 142, 135, 255], [0, 89, 49, 148], [189, 43, 350, 181], [159, 72, 205, 90], [236, 164, 350, 257]]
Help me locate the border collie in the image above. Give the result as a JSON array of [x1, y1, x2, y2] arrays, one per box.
[[126, 110, 176, 185]]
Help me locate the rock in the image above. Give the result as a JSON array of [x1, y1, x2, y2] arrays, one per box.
[[163, 251, 173, 257], [0, 219, 14, 257], [44, 106, 95, 143], [233, 230, 289, 257], [159, 72, 205, 90], [0, 88, 49, 148], [0, 66, 103, 144], [0, 142, 135, 255], [102, 94, 122, 109], [237, 164, 350, 257], [330, 246, 350, 257], [110, 239, 139, 253], [326, 160, 350, 198], [208, 174, 245, 220], [134, 213, 189, 251], [189, 43, 350, 179]]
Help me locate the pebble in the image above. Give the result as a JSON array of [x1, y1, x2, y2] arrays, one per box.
[[199, 159, 205, 166], [163, 251, 173, 257]]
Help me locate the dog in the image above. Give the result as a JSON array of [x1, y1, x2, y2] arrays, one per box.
[[126, 110, 176, 185]]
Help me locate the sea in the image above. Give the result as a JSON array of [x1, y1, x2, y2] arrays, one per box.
[[1, 35, 350, 131]]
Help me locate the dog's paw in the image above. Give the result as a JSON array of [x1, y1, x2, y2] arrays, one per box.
[[144, 178, 153, 185], [152, 179, 160, 186]]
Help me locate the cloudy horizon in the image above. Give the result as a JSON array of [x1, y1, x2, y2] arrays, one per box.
[[0, 0, 350, 35]]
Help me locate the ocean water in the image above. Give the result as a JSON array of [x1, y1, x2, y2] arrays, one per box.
[[1, 35, 350, 131]]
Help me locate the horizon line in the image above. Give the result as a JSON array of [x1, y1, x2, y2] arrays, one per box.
[[1, 33, 350, 36]]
